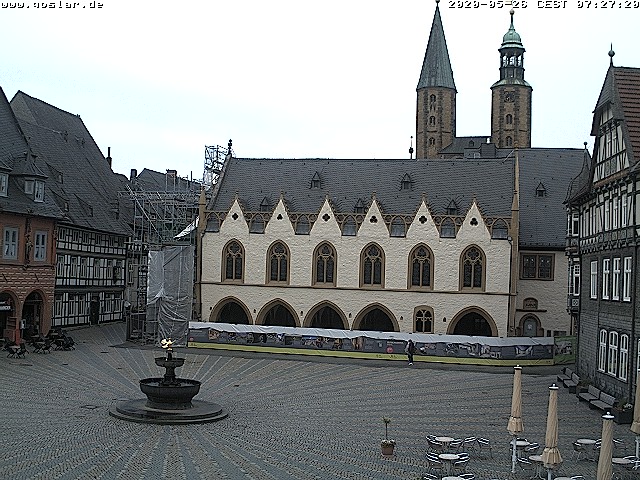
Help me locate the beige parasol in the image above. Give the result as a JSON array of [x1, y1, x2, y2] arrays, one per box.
[[630, 376, 640, 458], [541, 384, 562, 478], [508, 366, 524, 473], [597, 412, 614, 480]]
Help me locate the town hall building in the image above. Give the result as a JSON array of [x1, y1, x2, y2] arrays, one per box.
[[196, 5, 584, 338]]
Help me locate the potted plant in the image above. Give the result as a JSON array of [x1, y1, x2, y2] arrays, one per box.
[[381, 417, 396, 456], [612, 398, 634, 425]]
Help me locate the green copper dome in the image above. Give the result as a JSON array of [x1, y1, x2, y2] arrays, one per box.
[[501, 9, 523, 48]]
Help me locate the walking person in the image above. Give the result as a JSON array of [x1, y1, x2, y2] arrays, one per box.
[[405, 339, 416, 365]]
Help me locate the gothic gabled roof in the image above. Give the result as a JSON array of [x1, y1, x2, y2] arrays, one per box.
[[10, 91, 131, 235], [0, 87, 63, 219], [209, 147, 583, 250], [209, 157, 512, 219], [417, 3, 456, 91], [591, 66, 640, 164]]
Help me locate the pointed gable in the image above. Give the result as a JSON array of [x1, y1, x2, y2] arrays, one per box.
[[417, 4, 456, 91]]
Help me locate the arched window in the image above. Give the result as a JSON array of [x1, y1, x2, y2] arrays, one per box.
[[429, 116, 436, 126], [506, 114, 513, 125], [428, 137, 436, 146], [361, 243, 384, 287], [267, 241, 289, 283], [608, 331, 619, 376], [506, 136, 513, 147], [429, 94, 436, 103], [341, 216, 357, 236], [598, 329, 607, 372], [491, 219, 509, 239], [414, 308, 433, 333], [313, 242, 336, 286], [409, 245, 432, 289], [620, 334, 629, 381], [461, 246, 485, 289], [440, 218, 456, 238], [223, 240, 243, 282]]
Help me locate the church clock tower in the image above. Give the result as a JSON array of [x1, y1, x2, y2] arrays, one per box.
[[491, 9, 532, 148], [416, 0, 456, 159]]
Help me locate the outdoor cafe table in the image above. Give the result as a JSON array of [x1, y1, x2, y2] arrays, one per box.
[[576, 438, 597, 460], [438, 453, 460, 475], [435, 436, 455, 448], [515, 440, 530, 458], [528, 454, 545, 479]]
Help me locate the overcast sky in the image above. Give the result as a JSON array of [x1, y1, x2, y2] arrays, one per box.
[[1, 1, 638, 182]]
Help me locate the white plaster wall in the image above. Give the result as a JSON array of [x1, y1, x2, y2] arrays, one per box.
[[201, 198, 512, 336], [515, 251, 571, 335]]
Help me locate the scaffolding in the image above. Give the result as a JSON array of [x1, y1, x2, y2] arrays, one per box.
[[204, 140, 233, 187], [121, 172, 201, 345]]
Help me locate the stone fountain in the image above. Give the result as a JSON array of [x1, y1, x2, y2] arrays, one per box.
[[109, 338, 228, 424]]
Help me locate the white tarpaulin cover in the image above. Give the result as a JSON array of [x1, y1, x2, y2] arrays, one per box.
[[190, 322, 554, 347], [147, 245, 194, 346]]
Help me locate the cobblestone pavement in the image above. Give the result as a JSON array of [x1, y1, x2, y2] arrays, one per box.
[[0, 322, 633, 479]]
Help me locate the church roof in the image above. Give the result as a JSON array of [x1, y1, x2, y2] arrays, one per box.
[[501, 10, 524, 50], [10, 91, 132, 235], [417, 4, 456, 91]]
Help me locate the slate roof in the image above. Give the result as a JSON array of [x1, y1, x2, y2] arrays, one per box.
[[133, 168, 201, 194], [439, 136, 491, 156], [0, 87, 63, 219], [209, 148, 583, 249], [210, 157, 515, 224], [10, 91, 131, 235], [417, 4, 456, 91], [517, 148, 584, 248]]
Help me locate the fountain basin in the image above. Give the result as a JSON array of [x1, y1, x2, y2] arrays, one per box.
[[109, 354, 228, 425], [140, 377, 201, 410]]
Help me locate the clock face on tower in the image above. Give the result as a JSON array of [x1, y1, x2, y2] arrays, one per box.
[[505, 92, 515, 103]]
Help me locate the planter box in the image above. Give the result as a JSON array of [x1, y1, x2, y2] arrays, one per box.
[[612, 408, 633, 425]]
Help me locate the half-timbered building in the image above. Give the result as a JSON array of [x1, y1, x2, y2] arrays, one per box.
[[566, 56, 640, 401]]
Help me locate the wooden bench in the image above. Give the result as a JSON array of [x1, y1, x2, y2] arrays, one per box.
[[578, 384, 601, 403], [563, 372, 580, 393], [557, 367, 572, 385], [590, 392, 617, 412]]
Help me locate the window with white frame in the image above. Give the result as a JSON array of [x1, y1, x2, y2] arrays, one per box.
[[604, 199, 610, 231], [613, 196, 619, 229], [612, 258, 621, 300], [34, 231, 47, 262], [599, 329, 607, 372], [624, 257, 632, 301], [24, 179, 34, 194], [591, 261, 598, 299], [2, 227, 18, 259], [0, 172, 7, 197], [608, 331, 619, 376], [602, 259, 611, 299], [622, 194, 629, 227], [620, 334, 629, 381], [571, 263, 580, 296], [34, 180, 44, 202]]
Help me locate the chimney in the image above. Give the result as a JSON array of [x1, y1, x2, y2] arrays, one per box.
[[130, 169, 137, 181], [106, 147, 112, 167]]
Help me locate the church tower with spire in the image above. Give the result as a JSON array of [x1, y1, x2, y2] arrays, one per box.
[[415, 0, 456, 159], [490, 9, 532, 148]]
